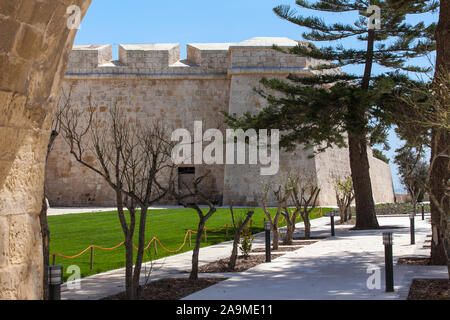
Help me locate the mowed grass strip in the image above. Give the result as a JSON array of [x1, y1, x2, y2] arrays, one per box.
[[48, 207, 331, 281]]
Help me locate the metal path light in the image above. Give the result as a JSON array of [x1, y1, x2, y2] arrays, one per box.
[[382, 232, 394, 292], [49, 265, 63, 300], [264, 221, 271, 263], [409, 213, 415, 245], [421, 203, 425, 221], [330, 210, 336, 237]]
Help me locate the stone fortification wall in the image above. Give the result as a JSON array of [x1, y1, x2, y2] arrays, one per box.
[[46, 37, 395, 208]]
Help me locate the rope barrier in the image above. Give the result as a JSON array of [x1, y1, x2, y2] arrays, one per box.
[[52, 241, 126, 259], [204, 225, 228, 233], [50, 224, 228, 264], [153, 230, 191, 253]]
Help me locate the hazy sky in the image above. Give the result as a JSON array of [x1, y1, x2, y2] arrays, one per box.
[[74, 0, 439, 193]]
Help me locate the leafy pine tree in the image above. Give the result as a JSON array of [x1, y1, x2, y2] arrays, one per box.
[[224, 0, 437, 229], [372, 148, 390, 163]]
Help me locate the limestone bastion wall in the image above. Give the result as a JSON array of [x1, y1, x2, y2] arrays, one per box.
[[47, 42, 235, 206], [0, 0, 92, 300], [46, 37, 316, 207], [45, 37, 395, 208]]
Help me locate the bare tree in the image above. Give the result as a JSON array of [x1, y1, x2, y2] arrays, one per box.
[[277, 175, 299, 245], [394, 145, 429, 216], [262, 179, 292, 250], [228, 206, 255, 270], [290, 172, 321, 239], [332, 174, 355, 223], [172, 173, 216, 280], [60, 97, 175, 299]]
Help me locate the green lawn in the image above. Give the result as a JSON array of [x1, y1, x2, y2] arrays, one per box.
[[48, 207, 331, 281]]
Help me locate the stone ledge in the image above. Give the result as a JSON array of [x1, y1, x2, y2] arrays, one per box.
[[65, 73, 229, 80], [227, 67, 312, 75]]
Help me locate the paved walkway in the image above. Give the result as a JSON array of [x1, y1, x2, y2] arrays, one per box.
[[61, 214, 447, 300], [48, 205, 337, 216], [48, 207, 117, 216]]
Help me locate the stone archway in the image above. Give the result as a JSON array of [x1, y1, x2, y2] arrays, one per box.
[[0, 0, 92, 299]]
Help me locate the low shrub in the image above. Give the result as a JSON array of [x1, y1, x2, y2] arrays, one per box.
[[349, 202, 430, 216], [239, 224, 255, 259]]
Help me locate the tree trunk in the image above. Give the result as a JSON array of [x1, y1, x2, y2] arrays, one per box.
[[39, 195, 50, 300], [229, 232, 240, 271], [40, 129, 58, 300], [430, 0, 450, 275], [116, 192, 136, 299], [429, 130, 449, 266], [190, 219, 205, 280], [283, 213, 294, 245], [349, 134, 379, 230], [272, 227, 279, 250], [304, 215, 311, 239], [284, 225, 294, 245], [338, 202, 346, 223], [132, 207, 148, 299], [346, 28, 379, 230], [124, 242, 135, 299], [290, 212, 299, 240], [228, 210, 254, 270]]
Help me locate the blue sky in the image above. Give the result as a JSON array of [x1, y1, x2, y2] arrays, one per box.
[[74, 0, 439, 193]]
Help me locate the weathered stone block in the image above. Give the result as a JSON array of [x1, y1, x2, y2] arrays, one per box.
[[0, 0, 19, 17], [8, 214, 41, 266], [13, 24, 44, 61], [0, 216, 8, 268], [0, 91, 28, 127], [0, 54, 31, 94], [0, 16, 20, 54], [17, 0, 55, 28], [0, 263, 42, 300]]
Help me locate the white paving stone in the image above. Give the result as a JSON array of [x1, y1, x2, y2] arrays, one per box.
[[60, 214, 447, 300]]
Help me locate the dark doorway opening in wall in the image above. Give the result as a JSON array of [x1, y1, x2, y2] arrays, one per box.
[[178, 167, 195, 175], [178, 167, 196, 204]]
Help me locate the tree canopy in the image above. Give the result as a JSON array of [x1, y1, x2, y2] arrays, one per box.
[[224, 0, 438, 229]]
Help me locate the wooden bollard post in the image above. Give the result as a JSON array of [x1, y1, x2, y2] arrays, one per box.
[[90, 247, 94, 270], [226, 224, 229, 240], [189, 231, 192, 247], [204, 229, 207, 243], [154, 240, 158, 256], [52, 254, 56, 266]]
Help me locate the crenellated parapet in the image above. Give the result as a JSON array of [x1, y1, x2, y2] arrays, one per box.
[[66, 44, 113, 72], [118, 43, 180, 71], [186, 43, 233, 73], [65, 37, 318, 78], [229, 37, 309, 73]]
